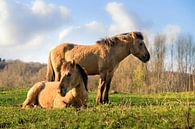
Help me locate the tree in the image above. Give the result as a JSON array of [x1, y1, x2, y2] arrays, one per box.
[[152, 33, 166, 92], [176, 34, 194, 91]]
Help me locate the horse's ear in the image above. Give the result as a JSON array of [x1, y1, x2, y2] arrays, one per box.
[[131, 32, 143, 40], [131, 32, 136, 39]]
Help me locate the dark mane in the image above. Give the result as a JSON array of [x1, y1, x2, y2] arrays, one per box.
[[96, 32, 144, 47], [121, 33, 129, 35], [134, 32, 144, 40], [76, 64, 88, 91], [96, 37, 116, 47]]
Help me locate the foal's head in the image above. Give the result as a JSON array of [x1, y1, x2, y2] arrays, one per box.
[[59, 61, 88, 96]]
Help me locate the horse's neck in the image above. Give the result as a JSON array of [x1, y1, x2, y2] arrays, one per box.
[[109, 44, 130, 63]]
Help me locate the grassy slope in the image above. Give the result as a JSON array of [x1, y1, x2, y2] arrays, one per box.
[[0, 87, 195, 129]]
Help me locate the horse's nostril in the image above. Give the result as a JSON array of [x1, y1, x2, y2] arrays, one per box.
[[142, 55, 147, 59], [141, 53, 150, 63], [147, 54, 150, 60]]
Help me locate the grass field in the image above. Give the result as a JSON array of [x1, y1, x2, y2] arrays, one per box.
[[0, 87, 195, 129]]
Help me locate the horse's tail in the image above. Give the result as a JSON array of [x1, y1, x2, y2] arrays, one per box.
[[47, 51, 55, 81]]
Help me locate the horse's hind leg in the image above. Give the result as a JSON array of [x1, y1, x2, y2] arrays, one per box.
[[52, 64, 62, 81], [50, 52, 63, 81]]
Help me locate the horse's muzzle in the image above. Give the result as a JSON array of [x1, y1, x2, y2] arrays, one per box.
[[140, 53, 150, 63]]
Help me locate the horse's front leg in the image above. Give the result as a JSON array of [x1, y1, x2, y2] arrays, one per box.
[[96, 76, 106, 105], [103, 69, 115, 104], [103, 77, 112, 104]]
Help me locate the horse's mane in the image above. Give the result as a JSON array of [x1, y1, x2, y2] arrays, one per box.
[[76, 64, 88, 92], [96, 32, 144, 47], [96, 37, 116, 47]]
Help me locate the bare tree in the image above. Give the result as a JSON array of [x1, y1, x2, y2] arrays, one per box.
[[152, 33, 166, 92], [176, 34, 194, 91]]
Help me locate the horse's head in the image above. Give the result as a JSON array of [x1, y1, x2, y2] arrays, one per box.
[[128, 32, 150, 63], [113, 32, 150, 63], [59, 60, 82, 96]]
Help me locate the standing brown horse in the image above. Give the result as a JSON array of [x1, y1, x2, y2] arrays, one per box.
[[47, 32, 150, 104]]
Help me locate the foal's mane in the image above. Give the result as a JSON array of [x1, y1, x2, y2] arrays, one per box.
[[76, 64, 88, 92]]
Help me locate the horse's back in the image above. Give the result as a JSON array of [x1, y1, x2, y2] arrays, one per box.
[[47, 43, 73, 81], [64, 44, 101, 75], [50, 42, 101, 75], [50, 43, 75, 59], [38, 82, 60, 108]]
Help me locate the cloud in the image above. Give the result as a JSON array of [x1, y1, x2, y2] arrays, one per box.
[[58, 2, 143, 43], [163, 24, 181, 44], [106, 2, 138, 34], [0, 0, 71, 62], [32, 0, 69, 16], [58, 21, 106, 43], [84, 21, 106, 33], [0, 0, 70, 47]]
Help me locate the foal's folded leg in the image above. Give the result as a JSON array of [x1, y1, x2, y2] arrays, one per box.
[[53, 93, 67, 108], [22, 82, 45, 108]]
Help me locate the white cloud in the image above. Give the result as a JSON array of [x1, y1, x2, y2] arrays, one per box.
[[106, 2, 137, 34], [84, 21, 105, 32], [0, 0, 70, 62], [0, 0, 70, 47], [58, 21, 106, 43], [59, 27, 74, 42], [32, 0, 69, 16], [58, 2, 141, 43], [163, 24, 181, 44]]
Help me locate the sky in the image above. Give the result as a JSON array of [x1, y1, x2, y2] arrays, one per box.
[[0, 0, 194, 63]]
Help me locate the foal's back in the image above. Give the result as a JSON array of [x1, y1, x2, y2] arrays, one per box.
[[38, 82, 60, 108]]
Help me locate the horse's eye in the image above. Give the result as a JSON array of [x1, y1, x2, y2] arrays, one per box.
[[66, 73, 71, 77], [139, 43, 143, 46]]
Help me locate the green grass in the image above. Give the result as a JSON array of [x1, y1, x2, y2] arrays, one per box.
[[0, 87, 195, 129]]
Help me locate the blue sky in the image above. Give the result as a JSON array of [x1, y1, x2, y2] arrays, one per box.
[[0, 0, 194, 63], [53, 0, 195, 34]]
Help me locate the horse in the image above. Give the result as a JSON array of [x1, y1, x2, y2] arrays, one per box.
[[47, 32, 150, 104], [22, 61, 88, 108]]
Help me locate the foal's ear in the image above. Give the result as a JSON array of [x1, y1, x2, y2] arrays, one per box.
[[71, 60, 75, 67]]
